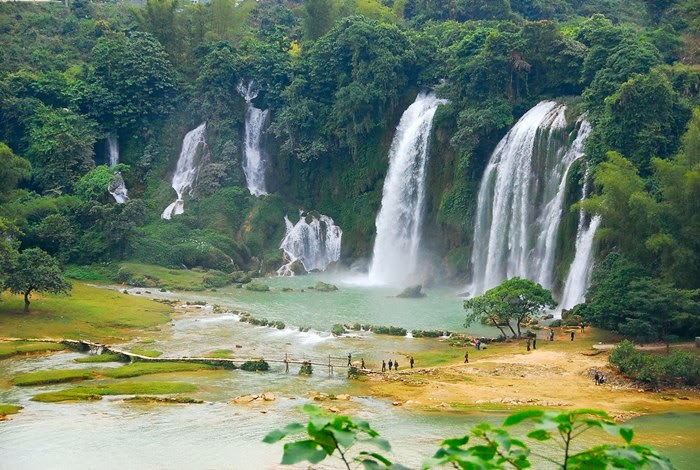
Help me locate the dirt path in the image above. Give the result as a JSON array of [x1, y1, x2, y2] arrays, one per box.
[[364, 346, 700, 421]]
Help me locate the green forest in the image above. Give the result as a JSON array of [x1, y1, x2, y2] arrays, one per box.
[[0, 0, 698, 341]]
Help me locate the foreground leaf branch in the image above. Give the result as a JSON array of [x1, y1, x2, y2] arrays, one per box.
[[265, 406, 673, 469]]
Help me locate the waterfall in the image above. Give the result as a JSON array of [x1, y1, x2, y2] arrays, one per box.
[[108, 172, 129, 204], [161, 123, 207, 220], [106, 134, 128, 204], [469, 101, 592, 296], [107, 135, 119, 167], [558, 165, 601, 313], [367, 91, 447, 286], [237, 81, 269, 196], [277, 211, 343, 276]]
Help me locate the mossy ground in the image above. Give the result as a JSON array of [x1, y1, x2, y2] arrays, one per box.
[[118, 262, 221, 291], [0, 404, 23, 417], [0, 282, 172, 344], [0, 341, 66, 359], [31, 381, 198, 402]]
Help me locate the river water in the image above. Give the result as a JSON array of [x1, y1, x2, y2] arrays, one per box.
[[1, 273, 697, 469]]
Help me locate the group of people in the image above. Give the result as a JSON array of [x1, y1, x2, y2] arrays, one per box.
[[593, 370, 606, 385], [381, 357, 414, 371]]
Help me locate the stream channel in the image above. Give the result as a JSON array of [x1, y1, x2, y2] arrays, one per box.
[[1, 273, 697, 469]]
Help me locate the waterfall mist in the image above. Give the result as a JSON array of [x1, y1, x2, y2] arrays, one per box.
[[368, 91, 447, 286], [106, 134, 128, 204], [161, 123, 207, 219]]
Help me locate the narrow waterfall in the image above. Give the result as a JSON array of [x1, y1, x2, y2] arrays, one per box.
[[161, 123, 207, 219], [469, 101, 592, 296], [237, 81, 269, 196], [106, 134, 128, 203], [277, 211, 343, 276], [367, 91, 447, 286], [558, 166, 601, 313], [107, 135, 119, 167]]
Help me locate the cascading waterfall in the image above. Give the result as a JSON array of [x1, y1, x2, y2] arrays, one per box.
[[277, 211, 343, 276], [469, 101, 592, 296], [237, 81, 269, 196], [106, 134, 128, 204], [367, 91, 447, 286], [161, 123, 207, 219], [558, 166, 601, 313]]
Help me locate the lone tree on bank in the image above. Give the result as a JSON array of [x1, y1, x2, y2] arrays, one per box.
[[464, 277, 556, 338], [3, 248, 71, 313]]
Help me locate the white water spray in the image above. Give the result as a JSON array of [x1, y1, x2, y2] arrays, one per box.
[[367, 91, 447, 286], [469, 101, 591, 296], [277, 211, 343, 276], [238, 81, 269, 196], [558, 165, 601, 313], [105, 134, 128, 203], [161, 123, 207, 219]]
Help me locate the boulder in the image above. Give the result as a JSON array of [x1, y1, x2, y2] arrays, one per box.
[[397, 285, 426, 298], [262, 392, 276, 402], [336, 394, 351, 401], [232, 395, 258, 404]]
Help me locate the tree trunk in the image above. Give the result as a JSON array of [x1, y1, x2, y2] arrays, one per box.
[[488, 315, 508, 338], [23, 290, 31, 313]]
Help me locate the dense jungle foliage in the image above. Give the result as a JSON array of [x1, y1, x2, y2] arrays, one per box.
[[0, 0, 698, 339]]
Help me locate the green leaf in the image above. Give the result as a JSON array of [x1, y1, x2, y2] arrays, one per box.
[[262, 422, 305, 443], [441, 435, 470, 447], [364, 437, 392, 452], [619, 426, 634, 444], [503, 409, 544, 426], [281, 440, 328, 465], [329, 428, 357, 448], [359, 451, 393, 466]]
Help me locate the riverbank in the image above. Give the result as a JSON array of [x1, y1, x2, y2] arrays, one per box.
[[359, 332, 700, 421]]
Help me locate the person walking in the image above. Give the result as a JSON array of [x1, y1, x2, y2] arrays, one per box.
[[464, 350, 469, 363], [410, 356, 414, 368], [533, 337, 537, 350], [394, 360, 399, 370], [361, 358, 365, 369], [388, 359, 393, 370], [527, 338, 531, 351], [549, 329, 554, 341], [382, 360, 386, 372], [348, 353, 352, 366], [570, 331, 575, 341]]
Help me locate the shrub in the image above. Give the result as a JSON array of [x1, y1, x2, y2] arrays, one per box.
[[331, 324, 346, 336], [241, 359, 270, 372], [246, 282, 270, 292], [299, 361, 313, 375]]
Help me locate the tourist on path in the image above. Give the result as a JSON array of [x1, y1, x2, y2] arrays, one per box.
[[475, 338, 481, 350], [570, 331, 575, 341], [348, 353, 352, 366], [382, 360, 386, 372], [388, 359, 393, 370], [549, 329, 554, 341], [464, 350, 469, 363], [410, 356, 414, 368], [394, 360, 399, 370], [527, 338, 531, 351], [361, 358, 365, 369], [533, 337, 537, 350]]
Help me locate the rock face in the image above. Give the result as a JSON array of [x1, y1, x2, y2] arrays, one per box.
[[397, 285, 426, 298]]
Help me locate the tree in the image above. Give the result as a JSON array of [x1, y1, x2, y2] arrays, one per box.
[[464, 277, 556, 338], [0, 142, 31, 199], [25, 106, 97, 192], [3, 248, 71, 313]]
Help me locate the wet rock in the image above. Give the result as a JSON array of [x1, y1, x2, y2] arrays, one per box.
[[397, 285, 426, 298], [232, 395, 258, 404], [262, 392, 276, 402], [336, 394, 351, 401]]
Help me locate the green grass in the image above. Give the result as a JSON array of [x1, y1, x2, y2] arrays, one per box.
[[130, 349, 162, 358], [31, 381, 198, 402], [75, 353, 125, 363], [0, 282, 172, 343], [13, 369, 95, 386], [123, 396, 204, 404], [206, 349, 235, 359], [0, 341, 66, 359], [119, 262, 218, 291], [0, 404, 23, 417], [64, 264, 114, 282], [102, 362, 218, 378]]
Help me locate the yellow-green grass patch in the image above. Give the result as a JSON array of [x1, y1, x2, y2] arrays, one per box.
[[0, 282, 172, 343], [31, 381, 198, 402], [0, 341, 66, 359], [130, 349, 162, 358], [102, 362, 219, 378], [13, 369, 96, 386], [0, 404, 23, 417], [206, 349, 235, 359]]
